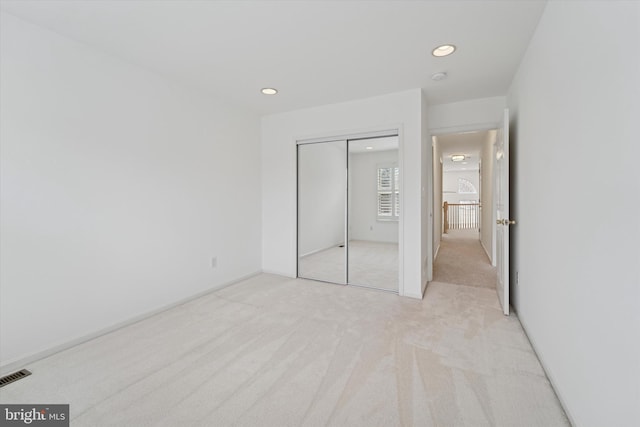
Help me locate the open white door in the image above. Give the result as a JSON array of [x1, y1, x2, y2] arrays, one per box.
[[495, 108, 513, 316]]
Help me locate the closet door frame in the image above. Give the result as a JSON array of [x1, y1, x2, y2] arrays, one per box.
[[296, 128, 402, 292]]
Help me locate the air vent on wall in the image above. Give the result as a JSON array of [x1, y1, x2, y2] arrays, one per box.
[[0, 369, 32, 387]]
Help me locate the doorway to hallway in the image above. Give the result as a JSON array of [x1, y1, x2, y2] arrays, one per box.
[[431, 109, 512, 313], [431, 127, 498, 294]]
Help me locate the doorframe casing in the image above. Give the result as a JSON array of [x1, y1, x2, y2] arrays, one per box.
[[429, 122, 500, 272]]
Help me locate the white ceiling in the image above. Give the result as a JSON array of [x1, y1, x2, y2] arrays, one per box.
[[0, 0, 547, 115], [437, 130, 493, 172]]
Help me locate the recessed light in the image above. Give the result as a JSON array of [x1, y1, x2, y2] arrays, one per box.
[[261, 88, 278, 95], [462, 162, 468, 165], [432, 44, 456, 57], [451, 154, 465, 162], [365, 146, 374, 150]]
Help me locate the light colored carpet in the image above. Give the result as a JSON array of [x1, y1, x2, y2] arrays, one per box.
[[0, 274, 568, 426], [298, 244, 347, 285], [434, 229, 497, 289], [299, 240, 398, 291]]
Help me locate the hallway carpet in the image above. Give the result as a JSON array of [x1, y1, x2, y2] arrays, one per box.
[[433, 229, 497, 289]]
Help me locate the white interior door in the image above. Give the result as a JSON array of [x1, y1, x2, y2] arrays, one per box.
[[495, 108, 511, 315]]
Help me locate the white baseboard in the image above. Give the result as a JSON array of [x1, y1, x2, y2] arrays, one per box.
[[517, 315, 577, 427], [480, 239, 492, 263], [401, 289, 425, 300], [299, 242, 345, 258], [434, 243, 441, 261], [261, 269, 296, 278], [0, 271, 262, 375]]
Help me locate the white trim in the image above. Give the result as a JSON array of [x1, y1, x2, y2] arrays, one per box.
[[297, 128, 400, 145], [262, 269, 296, 278], [433, 242, 441, 260], [0, 271, 262, 375], [480, 239, 492, 263], [403, 291, 424, 300], [491, 165, 497, 267], [292, 137, 299, 277], [396, 126, 405, 297], [299, 242, 346, 259]]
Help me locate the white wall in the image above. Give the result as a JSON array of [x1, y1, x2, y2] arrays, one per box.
[[349, 150, 399, 243], [507, 2, 640, 426], [428, 96, 505, 134], [479, 130, 496, 262], [0, 13, 262, 369], [442, 170, 480, 204], [261, 89, 429, 298], [421, 91, 432, 283], [432, 139, 443, 258], [298, 142, 347, 255]]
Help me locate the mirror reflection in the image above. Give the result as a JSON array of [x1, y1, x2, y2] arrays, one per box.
[[297, 141, 347, 284], [297, 136, 399, 292], [348, 137, 399, 291]]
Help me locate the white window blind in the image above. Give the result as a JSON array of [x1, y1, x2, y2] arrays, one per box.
[[377, 165, 399, 220]]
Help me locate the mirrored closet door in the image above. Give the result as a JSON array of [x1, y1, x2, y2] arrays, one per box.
[[297, 141, 347, 284], [347, 137, 399, 291], [297, 135, 399, 292]]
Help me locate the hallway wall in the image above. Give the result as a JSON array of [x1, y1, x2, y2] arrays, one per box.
[[479, 130, 496, 262], [507, 2, 640, 425], [432, 138, 443, 257]]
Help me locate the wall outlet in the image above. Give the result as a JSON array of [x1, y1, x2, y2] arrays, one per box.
[[211, 257, 217, 268]]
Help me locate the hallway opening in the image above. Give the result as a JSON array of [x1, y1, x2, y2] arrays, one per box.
[[432, 128, 500, 294]]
